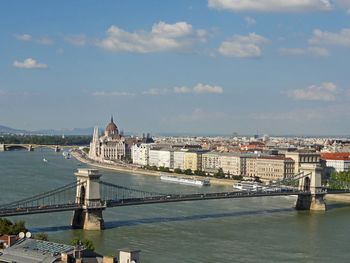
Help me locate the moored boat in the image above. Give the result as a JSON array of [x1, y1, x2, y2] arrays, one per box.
[[160, 174, 210, 186]]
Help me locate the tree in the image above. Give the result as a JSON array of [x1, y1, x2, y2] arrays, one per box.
[[34, 232, 49, 241], [214, 168, 225, 179], [174, 168, 183, 174], [70, 238, 95, 251], [0, 218, 27, 235], [184, 169, 193, 175], [194, 170, 206, 176], [328, 170, 350, 189]]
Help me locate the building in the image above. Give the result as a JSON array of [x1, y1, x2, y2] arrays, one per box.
[[173, 150, 187, 170], [219, 153, 244, 176], [148, 148, 174, 168], [89, 116, 126, 162], [284, 151, 320, 173], [131, 143, 154, 166], [246, 156, 295, 181], [0, 237, 141, 263], [321, 152, 350, 172], [183, 151, 204, 171], [202, 152, 221, 173]]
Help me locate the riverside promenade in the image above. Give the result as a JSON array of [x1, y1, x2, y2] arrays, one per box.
[[71, 151, 234, 186]]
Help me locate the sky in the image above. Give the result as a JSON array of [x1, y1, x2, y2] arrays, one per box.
[[0, 0, 350, 136]]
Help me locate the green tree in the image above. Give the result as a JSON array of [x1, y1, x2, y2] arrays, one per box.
[[184, 169, 193, 175], [70, 238, 95, 251], [328, 170, 350, 189], [0, 218, 26, 235], [214, 168, 225, 179], [174, 168, 183, 174], [34, 232, 49, 241]]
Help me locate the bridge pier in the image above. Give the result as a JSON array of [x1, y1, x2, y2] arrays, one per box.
[[296, 164, 326, 212], [71, 169, 105, 230], [28, 145, 34, 151], [0, 144, 5, 152], [54, 146, 60, 152]]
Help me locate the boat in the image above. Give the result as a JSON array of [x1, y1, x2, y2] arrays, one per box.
[[62, 151, 71, 159], [43, 158, 48, 163], [233, 182, 264, 192], [160, 174, 210, 186]]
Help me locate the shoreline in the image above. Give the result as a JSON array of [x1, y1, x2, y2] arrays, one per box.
[[71, 151, 235, 186]]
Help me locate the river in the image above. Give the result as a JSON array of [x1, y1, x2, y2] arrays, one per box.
[[1, 149, 350, 262]]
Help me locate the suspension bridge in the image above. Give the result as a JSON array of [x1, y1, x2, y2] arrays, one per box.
[[0, 166, 349, 230]]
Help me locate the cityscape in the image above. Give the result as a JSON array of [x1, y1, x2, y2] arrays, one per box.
[[1, 1, 350, 263]]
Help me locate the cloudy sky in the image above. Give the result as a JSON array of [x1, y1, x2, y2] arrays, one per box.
[[1, 0, 350, 135]]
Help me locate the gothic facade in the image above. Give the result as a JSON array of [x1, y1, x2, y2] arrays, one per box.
[[89, 116, 126, 162]]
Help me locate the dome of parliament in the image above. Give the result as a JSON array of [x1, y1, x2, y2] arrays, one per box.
[[105, 116, 119, 136]]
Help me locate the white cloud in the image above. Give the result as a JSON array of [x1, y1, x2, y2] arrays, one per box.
[[13, 58, 48, 69], [309, 28, 350, 47], [142, 88, 169, 96], [336, 0, 350, 14], [245, 16, 256, 26], [287, 82, 338, 101], [15, 34, 32, 41], [96, 21, 207, 53], [218, 33, 269, 58], [208, 0, 332, 12], [174, 83, 224, 94], [92, 91, 135, 97], [64, 35, 87, 46], [14, 34, 53, 45], [279, 46, 329, 57], [36, 36, 54, 45]]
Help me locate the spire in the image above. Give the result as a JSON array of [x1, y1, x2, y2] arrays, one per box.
[[111, 115, 114, 123]]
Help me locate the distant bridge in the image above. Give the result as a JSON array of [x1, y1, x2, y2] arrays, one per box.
[[0, 166, 348, 230], [0, 143, 76, 152]]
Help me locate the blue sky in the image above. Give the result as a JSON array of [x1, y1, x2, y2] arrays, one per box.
[[1, 0, 350, 135]]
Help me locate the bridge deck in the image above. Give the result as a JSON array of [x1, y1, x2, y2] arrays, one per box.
[[0, 190, 306, 217]]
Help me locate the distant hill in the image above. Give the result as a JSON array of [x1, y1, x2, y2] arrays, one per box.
[[0, 125, 29, 135], [0, 125, 94, 136], [35, 127, 94, 136]]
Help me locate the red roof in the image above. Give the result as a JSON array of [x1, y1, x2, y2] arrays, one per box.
[[321, 152, 350, 161]]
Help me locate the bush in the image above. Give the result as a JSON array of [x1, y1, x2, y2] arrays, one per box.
[[70, 238, 95, 251], [34, 232, 49, 241], [0, 218, 27, 235], [174, 168, 183, 174], [184, 169, 193, 175]]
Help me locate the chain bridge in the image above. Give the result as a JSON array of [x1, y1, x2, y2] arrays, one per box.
[[0, 166, 349, 230]]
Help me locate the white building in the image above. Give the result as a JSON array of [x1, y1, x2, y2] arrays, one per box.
[[131, 143, 153, 166], [325, 159, 350, 172], [173, 150, 187, 170], [89, 117, 126, 162], [149, 148, 174, 168]]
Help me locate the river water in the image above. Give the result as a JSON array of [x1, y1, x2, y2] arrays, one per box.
[[1, 149, 350, 262]]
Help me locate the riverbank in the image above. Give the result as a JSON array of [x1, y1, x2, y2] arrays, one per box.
[[326, 194, 350, 202], [71, 151, 235, 186]]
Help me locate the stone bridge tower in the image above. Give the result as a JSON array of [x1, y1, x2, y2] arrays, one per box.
[[295, 164, 326, 211], [71, 169, 105, 230]]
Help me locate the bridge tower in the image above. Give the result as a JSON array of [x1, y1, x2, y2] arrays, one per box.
[[295, 164, 326, 211], [71, 168, 105, 230]]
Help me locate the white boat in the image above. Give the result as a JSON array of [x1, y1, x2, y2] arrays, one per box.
[[43, 158, 48, 163], [62, 151, 71, 159], [233, 182, 263, 192], [160, 174, 210, 186]]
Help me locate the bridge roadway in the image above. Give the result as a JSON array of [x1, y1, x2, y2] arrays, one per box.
[[0, 189, 331, 217]]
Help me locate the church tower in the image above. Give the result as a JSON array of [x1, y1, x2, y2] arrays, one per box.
[[89, 126, 100, 159]]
